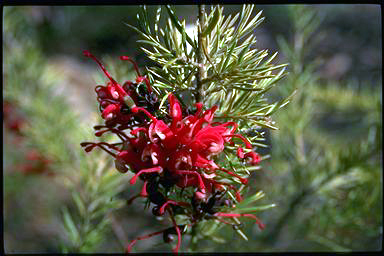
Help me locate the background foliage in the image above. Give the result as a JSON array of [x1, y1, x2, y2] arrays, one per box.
[[3, 5, 382, 252]]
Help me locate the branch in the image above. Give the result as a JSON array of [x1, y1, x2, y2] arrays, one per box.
[[108, 212, 129, 250], [195, 4, 206, 103]]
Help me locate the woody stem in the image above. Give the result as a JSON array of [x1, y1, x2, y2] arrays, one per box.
[[190, 222, 199, 252], [188, 5, 206, 252], [195, 4, 205, 103]]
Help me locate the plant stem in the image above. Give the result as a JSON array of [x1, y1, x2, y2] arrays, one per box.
[[195, 4, 205, 103], [190, 6, 205, 248], [262, 188, 309, 245], [108, 212, 128, 250], [190, 222, 199, 252]]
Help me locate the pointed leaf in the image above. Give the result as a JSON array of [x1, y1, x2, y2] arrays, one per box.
[[165, 5, 195, 48], [202, 7, 220, 37], [62, 207, 79, 242]]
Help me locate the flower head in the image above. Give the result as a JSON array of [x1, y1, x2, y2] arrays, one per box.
[[81, 53, 264, 253], [83, 51, 159, 128]]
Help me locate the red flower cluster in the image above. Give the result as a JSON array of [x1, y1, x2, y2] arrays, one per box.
[[83, 50, 159, 128], [117, 94, 260, 200], [81, 51, 263, 253]]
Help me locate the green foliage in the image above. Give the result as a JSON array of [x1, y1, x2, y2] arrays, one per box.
[[60, 154, 129, 252], [4, 7, 131, 253], [174, 5, 382, 252], [129, 5, 292, 133], [123, 5, 292, 248], [259, 5, 382, 251]]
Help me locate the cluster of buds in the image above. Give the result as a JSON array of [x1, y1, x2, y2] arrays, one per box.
[[83, 51, 159, 129], [81, 51, 263, 253]]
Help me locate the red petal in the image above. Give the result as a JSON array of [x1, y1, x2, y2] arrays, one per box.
[[141, 143, 165, 166], [201, 105, 218, 123], [194, 102, 203, 117], [174, 170, 206, 192], [245, 151, 261, 165], [101, 104, 120, 120], [237, 148, 245, 158], [159, 200, 189, 215], [120, 55, 142, 77], [167, 149, 192, 170], [148, 120, 174, 143], [129, 166, 163, 185], [193, 153, 218, 170], [83, 50, 119, 87], [132, 107, 157, 122], [169, 94, 183, 129]]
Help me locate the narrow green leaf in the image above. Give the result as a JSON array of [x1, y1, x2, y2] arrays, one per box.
[[239, 11, 264, 40], [231, 92, 252, 113], [202, 7, 220, 37], [225, 13, 240, 32], [264, 51, 278, 65], [180, 67, 197, 85], [220, 40, 237, 72], [72, 191, 86, 217], [211, 235, 226, 243], [160, 28, 171, 51], [170, 26, 182, 56], [266, 89, 297, 116], [125, 23, 144, 36], [163, 57, 180, 70], [237, 41, 253, 64], [137, 39, 162, 50], [241, 63, 288, 73], [181, 20, 188, 56], [136, 12, 145, 33], [148, 69, 175, 89], [159, 91, 172, 110], [237, 5, 253, 35], [229, 86, 262, 92], [252, 120, 278, 130], [224, 89, 237, 113], [141, 5, 151, 34], [236, 229, 249, 241], [165, 5, 195, 48], [88, 197, 104, 213], [62, 207, 79, 242], [235, 204, 277, 213], [238, 190, 265, 207], [154, 6, 162, 41]]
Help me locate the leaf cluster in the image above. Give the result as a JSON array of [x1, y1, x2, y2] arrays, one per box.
[[129, 5, 292, 135], [261, 5, 382, 251], [61, 154, 129, 252], [4, 7, 131, 253]]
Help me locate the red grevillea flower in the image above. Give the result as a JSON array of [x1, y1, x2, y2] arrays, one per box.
[[83, 51, 159, 128], [82, 91, 263, 253], [81, 51, 265, 253], [108, 93, 259, 200]]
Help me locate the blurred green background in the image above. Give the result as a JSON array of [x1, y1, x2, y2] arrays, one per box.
[[3, 5, 382, 253]]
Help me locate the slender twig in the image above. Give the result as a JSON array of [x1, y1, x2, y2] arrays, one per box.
[[261, 188, 309, 245], [195, 4, 205, 103], [190, 222, 199, 252], [189, 6, 206, 251], [108, 212, 129, 250]]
